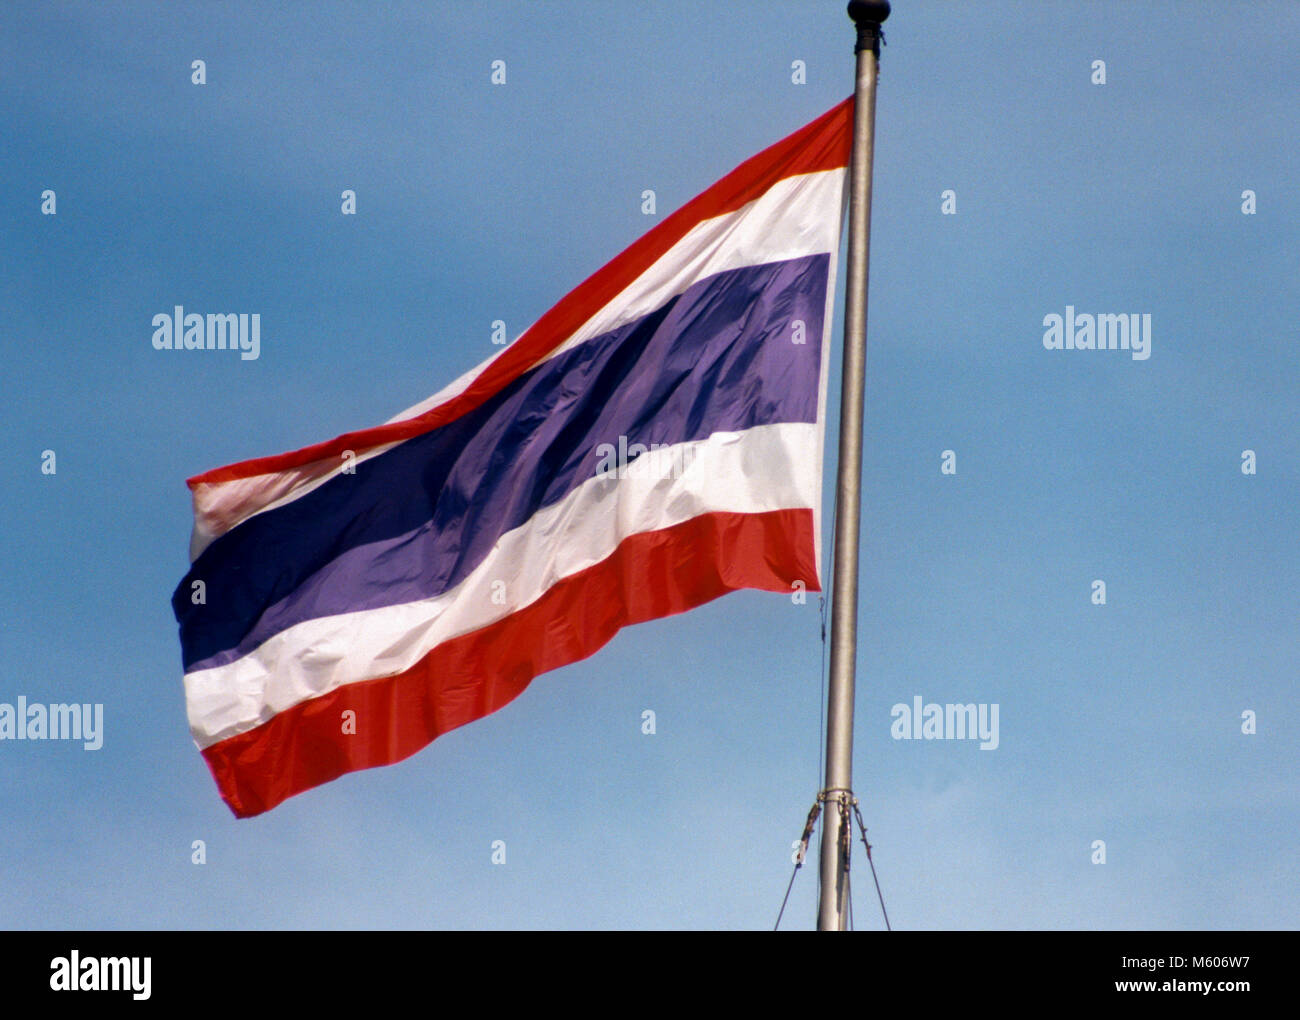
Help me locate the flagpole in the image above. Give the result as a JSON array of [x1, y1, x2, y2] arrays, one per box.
[[817, 0, 888, 931]]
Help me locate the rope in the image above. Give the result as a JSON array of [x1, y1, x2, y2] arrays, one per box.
[[816, 595, 827, 791], [814, 594, 829, 919], [815, 447, 840, 921]]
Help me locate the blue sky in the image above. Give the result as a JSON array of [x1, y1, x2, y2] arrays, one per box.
[[1, 0, 1296, 929]]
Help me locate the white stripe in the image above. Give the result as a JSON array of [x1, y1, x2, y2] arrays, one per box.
[[187, 421, 820, 748], [530, 170, 844, 368], [188, 169, 845, 557], [187, 442, 402, 561]]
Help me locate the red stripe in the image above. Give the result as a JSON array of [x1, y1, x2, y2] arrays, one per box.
[[200, 507, 820, 817], [188, 99, 852, 488]]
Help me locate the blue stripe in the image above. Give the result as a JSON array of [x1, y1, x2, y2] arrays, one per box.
[[173, 254, 828, 671]]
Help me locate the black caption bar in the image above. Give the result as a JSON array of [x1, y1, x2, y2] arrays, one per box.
[[0, 931, 1284, 1007]]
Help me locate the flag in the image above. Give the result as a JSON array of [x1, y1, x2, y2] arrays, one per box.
[[173, 98, 853, 817]]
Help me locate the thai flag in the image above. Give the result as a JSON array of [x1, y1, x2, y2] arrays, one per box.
[[173, 99, 852, 817]]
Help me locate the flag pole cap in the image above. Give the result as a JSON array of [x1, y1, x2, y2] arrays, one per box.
[[847, 0, 890, 23], [847, 0, 890, 55]]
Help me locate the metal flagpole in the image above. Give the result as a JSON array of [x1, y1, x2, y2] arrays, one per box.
[[817, 0, 889, 932]]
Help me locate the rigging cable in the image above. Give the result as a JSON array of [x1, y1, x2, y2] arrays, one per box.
[[852, 799, 891, 930], [773, 799, 822, 930]]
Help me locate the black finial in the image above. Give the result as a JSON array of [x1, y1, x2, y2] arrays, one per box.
[[847, 0, 890, 56]]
